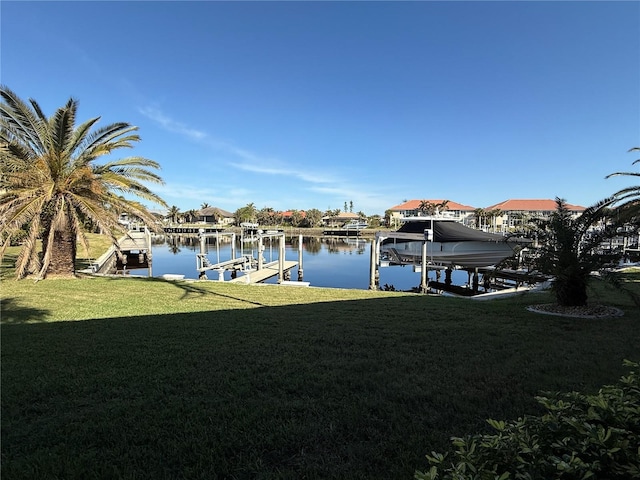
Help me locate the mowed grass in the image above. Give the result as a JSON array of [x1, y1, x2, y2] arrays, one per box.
[[2, 242, 640, 479]]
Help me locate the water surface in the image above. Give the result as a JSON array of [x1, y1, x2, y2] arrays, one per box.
[[131, 235, 469, 291]]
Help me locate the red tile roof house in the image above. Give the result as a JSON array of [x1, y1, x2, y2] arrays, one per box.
[[483, 199, 586, 232], [388, 199, 586, 233], [388, 200, 477, 228], [280, 210, 307, 225]]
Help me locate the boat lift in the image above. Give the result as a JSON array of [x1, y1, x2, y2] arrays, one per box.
[[196, 229, 299, 284], [371, 228, 435, 293], [371, 228, 537, 295]]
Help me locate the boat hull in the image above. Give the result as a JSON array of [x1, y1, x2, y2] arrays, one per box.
[[381, 239, 518, 268]]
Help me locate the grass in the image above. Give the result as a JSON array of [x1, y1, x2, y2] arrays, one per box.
[[2, 242, 640, 479]]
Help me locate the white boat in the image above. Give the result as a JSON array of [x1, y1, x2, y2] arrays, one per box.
[[377, 216, 530, 269]]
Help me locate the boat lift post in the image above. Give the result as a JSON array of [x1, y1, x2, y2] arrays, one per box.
[[197, 230, 237, 280], [419, 228, 434, 293], [298, 234, 304, 281], [257, 231, 287, 283], [369, 234, 383, 290]]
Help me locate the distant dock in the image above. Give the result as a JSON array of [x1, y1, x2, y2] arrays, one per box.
[[323, 228, 365, 236], [163, 226, 226, 234]]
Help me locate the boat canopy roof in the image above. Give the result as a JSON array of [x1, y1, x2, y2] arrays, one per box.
[[399, 219, 524, 243]]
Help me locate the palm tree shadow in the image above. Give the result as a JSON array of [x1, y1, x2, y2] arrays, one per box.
[[1, 297, 51, 324], [112, 277, 267, 307]]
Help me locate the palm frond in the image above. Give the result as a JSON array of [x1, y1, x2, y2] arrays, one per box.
[[50, 100, 77, 157], [100, 166, 165, 184], [67, 116, 101, 163], [606, 171, 640, 179], [79, 123, 139, 158], [97, 156, 162, 170], [0, 86, 48, 156]]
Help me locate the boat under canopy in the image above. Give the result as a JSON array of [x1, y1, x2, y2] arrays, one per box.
[[397, 218, 514, 242], [378, 217, 531, 269]]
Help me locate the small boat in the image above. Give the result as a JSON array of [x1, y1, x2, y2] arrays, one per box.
[[377, 216, 530, 269]]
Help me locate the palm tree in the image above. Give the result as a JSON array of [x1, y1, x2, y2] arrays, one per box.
[[200, 202, 210, 209], [234, 203, 257, 224], [488, 209, 503, 232], [418, 200, 437, 215], [606, 147, 640, 221], [211, 208, 223, 224], [533, 197, 620, 307], [289, 210, 303, 227], [473, 208, 486, 230], [184, 209, 198, 224], [436, 200, 450, 214], [0, 86, 167, 279], [304, 208, 322, 228], [166, 205, 181, 224]]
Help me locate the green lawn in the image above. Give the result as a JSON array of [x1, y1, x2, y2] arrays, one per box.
[[2, 248, 639, 479]]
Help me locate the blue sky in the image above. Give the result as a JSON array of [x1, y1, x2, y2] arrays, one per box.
[[2, 1, 639, 216]]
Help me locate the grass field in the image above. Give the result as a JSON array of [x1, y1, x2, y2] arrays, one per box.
[[2, 241, 639, 479]]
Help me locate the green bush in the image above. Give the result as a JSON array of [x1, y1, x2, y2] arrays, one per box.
[[416, 361, 640, 480]]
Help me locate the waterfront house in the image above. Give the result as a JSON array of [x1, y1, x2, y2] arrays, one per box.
[[322, 212, 362, 227], [197, 207, 235, 226], [387, 200, 476, 228], [483, 199, 586, 233]]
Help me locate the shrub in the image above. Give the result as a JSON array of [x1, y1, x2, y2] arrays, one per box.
[[415, 361, 640, 480]]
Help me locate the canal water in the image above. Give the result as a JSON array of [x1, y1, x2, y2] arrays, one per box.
[[131, 234, 469, 291]]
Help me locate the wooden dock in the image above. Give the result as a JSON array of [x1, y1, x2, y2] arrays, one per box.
[[118, 230, 151, 251], [228, 260, 298, 284]]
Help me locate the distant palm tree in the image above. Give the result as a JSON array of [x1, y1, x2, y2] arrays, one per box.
[[418, 200, 437, 215], [211, 207, 222, 224], [0, 86, 167, 279], [184, 209, 198, 224], [290, 210, 303, 227], [200, 202, 211, 209], [235, 203, 257, 223], [488, 209, 503, 232], [473, 208, 486, 230], [166, 206, 181, 224], [304, 208, 322, 228], [436, 200, 450, 214]]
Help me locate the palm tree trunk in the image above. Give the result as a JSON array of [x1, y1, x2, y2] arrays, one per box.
[[46, 230, 77, 277]]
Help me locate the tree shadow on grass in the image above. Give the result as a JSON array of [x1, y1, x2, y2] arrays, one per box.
[[0, 297, 51, 324], [2, 295, 639, 479], [115, 276, 268, 306]]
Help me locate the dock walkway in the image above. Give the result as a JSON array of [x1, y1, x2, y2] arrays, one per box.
[[228, 260, 298, 284], [118, 231, 151, 251]]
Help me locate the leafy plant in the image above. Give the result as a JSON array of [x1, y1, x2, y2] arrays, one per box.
[[416, 360, 640, 480]]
